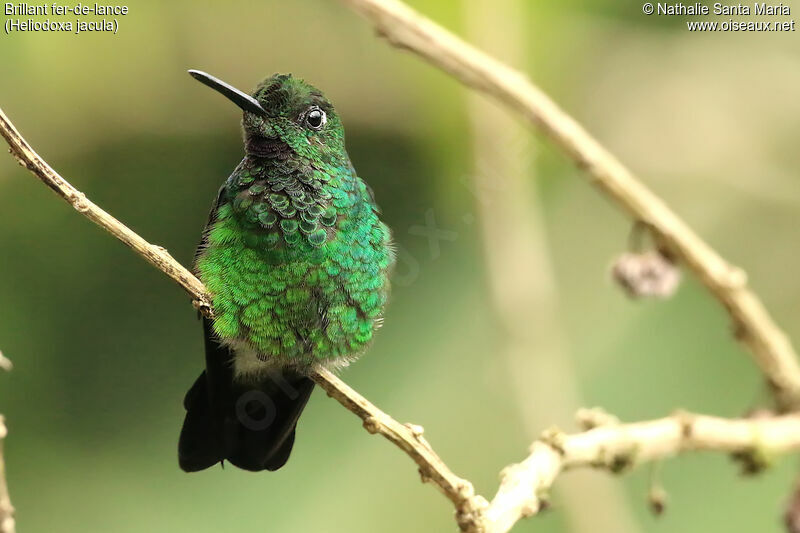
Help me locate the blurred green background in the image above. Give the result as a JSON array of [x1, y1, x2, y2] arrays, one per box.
[[1, 1, 799, 532]]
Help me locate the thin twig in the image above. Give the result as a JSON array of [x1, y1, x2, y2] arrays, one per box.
[[338, 0, 800, 411], [312, 369, 488, 525], [480, 410, 800, 533], [0, 417, 13, 533], [0, 352, 14, 533], [0, 107, 213, 317], [0, 352, 11, 373]]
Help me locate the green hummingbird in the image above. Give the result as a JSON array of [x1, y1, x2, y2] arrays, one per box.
[[179, 70, 393, 472]]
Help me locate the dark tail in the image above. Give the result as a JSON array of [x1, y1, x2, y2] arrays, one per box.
[[178, 320, 315, 472]]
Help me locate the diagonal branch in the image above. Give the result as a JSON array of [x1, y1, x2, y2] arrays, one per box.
[[0, 104, 484, 526], [312, 369, 487, 522], [0, 107, 214, 317], [337, 0, 800, 411]]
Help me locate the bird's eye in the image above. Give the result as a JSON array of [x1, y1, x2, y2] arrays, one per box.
[[305, 107, 326, 130]]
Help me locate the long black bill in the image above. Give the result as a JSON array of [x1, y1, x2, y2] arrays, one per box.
[[188, 69, 267, 116]]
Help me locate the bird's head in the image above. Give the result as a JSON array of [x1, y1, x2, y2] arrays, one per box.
[[189, 70, 345, 162]]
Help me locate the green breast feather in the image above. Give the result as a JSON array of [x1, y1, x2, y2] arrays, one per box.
[[197, 157, 393, 367]]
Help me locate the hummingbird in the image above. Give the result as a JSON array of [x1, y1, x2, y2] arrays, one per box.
[[178, 70, 393, 472]]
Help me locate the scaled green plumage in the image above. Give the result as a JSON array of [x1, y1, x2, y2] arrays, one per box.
[[179, 70, 393, 472], [195, 73, 393, 373]]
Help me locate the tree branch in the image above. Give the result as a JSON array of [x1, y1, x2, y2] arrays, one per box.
[[0, 415, 14, 533], [0, 352, 14, 533], [480, 410, 800, 533], [312, 369, 487, 523], [0, 107, 213, 318], [337, 0, 800, 411]]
